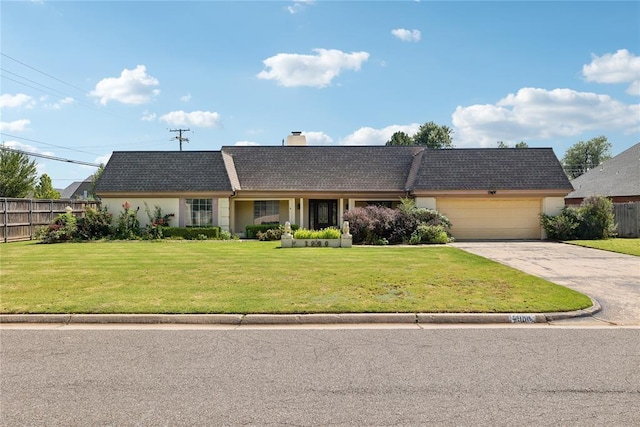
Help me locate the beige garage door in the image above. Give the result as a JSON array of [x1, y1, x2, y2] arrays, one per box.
[[437, 198, 542, 240]]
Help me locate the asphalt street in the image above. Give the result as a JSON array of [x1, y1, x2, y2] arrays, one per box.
[[1, 327, 639, 426]]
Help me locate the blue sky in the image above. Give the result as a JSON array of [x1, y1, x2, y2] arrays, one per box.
[[1, 1, 639, 189]]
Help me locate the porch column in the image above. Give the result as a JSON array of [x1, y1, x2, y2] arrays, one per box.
[[299, 198, 304, 228], [348, 198, 355, 212], [288, 198, 295, 224], [339, 198, 344, 219]]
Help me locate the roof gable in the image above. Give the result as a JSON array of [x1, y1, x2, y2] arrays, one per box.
[[567, 142, 640, 199], [96, 151, 232, 193]]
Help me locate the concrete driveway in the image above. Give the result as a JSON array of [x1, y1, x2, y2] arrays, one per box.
[[451, 241, 640, 326]]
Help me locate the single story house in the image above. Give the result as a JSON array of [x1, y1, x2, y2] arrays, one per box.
[[565, 142, 640, 205], [95, 137, 572, 240]]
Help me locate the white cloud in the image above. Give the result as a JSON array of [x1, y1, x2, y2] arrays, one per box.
[[0, 119, 31, 132], [180, 93, 191, 103], [257, 48, 370, 88], [141, 111, 157, 121], [0, 93, 35, 109], [391, 28, 421, 42], [583, 49, 640, 95], [287, 0, 314, 14], [235, 141, 260, 146], [158, 110, 222, 128], [340, 124, 421, 146], [45, 97, 75, 110], [304, 131, 334, 145], [452, 87, 640, 146], [2, 140, 38, 152], [90, 65, 160, 105]]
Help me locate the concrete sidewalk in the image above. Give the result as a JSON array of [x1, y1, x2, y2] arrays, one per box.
[[451, 241, 640, 326]]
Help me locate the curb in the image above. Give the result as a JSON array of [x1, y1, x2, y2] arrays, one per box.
[[0, 299, 601, 325]]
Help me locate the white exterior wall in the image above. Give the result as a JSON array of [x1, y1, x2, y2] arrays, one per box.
[[542, 197, 566, 216], [217, 198, 230, 231], [415, 197, 437, 210], [101, 198, 180, 228]]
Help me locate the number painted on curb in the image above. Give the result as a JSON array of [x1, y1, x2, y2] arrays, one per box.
[[509, 314, 537, 323]]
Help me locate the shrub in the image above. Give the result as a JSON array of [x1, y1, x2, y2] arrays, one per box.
[[342, 205, 397, 244], [246, 223, 299, 239], [540, 207, 581, 240], [293, 228, 341, 239], [113, 201, 141, 240], [162, 227, 220, 240], [344, 198, 452, 245], [578, 196, 616, 239], [409, 224, 449, 245], [76, 206, 113, 240], [540, 196, 616, 240], [143, 203, 175, 240], [35, 212, 78, 244], [256, 227, 282, 241]]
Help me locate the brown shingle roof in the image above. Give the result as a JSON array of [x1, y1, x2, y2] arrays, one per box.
[[411, 148, 572, 190], [95, 146, 572, 194], [95, 151, 232, 193], [221, 146, 422, 191]]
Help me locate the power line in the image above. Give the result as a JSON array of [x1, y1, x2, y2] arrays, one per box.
[[0, 133, 101, 156], [1, 146, 101, 167], [1, 52, 87, 94]]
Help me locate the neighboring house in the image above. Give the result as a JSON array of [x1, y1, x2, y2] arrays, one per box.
[[61, 179, 94, 200], [95, 137, 572, 240], [565, 142, 640, 205]]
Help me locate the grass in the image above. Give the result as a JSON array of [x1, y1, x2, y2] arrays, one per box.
[[0, 240, 592, 314], [565, 238, 640, 256]]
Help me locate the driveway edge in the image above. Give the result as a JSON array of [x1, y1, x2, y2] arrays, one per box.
[[0, 299, 602, 325]]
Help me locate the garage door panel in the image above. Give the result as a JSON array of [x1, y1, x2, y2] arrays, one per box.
[[437, 198, 542, 240]]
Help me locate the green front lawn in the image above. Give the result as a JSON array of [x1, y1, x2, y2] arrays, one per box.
[[565, 238, 640, 256], [0, 240, 592, 314]]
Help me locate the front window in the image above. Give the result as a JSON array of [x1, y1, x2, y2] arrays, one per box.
[[186, 199, 212, 227], [254, 201, 279, 224]]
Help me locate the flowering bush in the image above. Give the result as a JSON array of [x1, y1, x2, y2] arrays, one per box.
[[114, 201, 141, 240], [143, 203, 175, 239], [76, 206, 113, 240], [35, 212, 78, 244]]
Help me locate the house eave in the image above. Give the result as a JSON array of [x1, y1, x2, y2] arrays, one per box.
[[410, 189, 573, 197]]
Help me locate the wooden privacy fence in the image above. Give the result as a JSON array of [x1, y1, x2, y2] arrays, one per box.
[[614, 202, 640, 238], [0, 198, 99, 243]]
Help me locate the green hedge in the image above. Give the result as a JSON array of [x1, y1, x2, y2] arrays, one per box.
[[163, 227, 220, 240], [246, 223, 299, 239]]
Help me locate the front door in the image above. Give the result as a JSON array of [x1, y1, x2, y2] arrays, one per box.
[[309, 199, 338, 230]]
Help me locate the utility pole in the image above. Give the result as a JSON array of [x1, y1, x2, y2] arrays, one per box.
[[169, 128, 190, 151]]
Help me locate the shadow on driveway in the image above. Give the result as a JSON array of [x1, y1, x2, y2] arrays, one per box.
[[451, 241, 640, 326]]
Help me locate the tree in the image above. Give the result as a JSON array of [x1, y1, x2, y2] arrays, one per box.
[[412, 121, 454, 148], [0, 148, 38, 198], [33, 174, 61, 199], [562, 136, 612, 179], [497, 141, 529, 148], [385, 131, 413, 146], [89, 164, 104, 200]]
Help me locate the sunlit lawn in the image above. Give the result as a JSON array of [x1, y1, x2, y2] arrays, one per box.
[[0, 240, 592, 314], [565, 238, 640, 257]]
